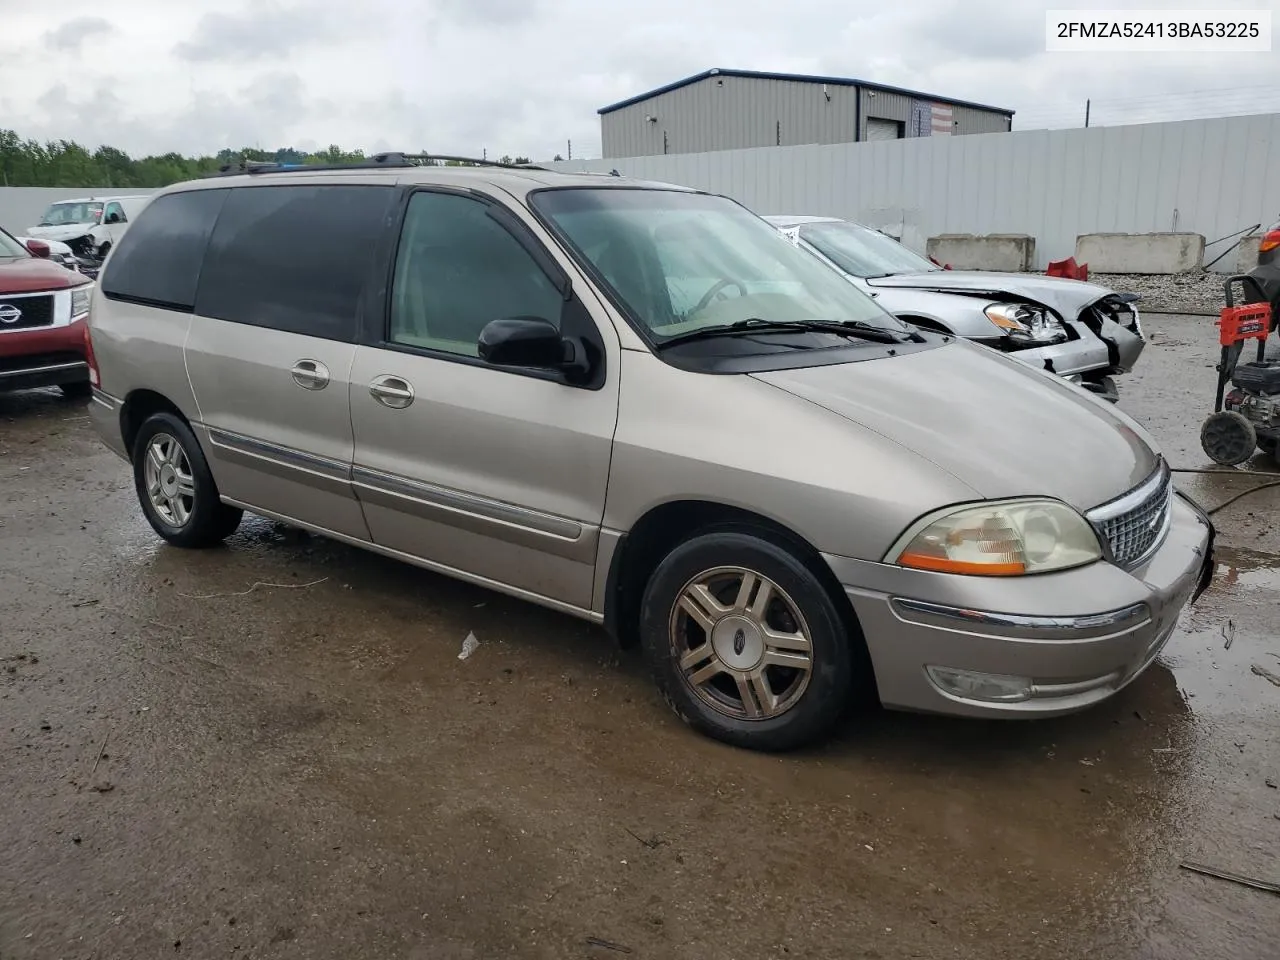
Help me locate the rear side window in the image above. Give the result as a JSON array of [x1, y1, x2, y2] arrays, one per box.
[[101, 189, 227, 311], [195, 184, 394, 342]]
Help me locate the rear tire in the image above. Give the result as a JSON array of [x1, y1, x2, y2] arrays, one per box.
[[59, 380, 92, 400], [131, 412, 242, 547], [639, 530, 862, 751]]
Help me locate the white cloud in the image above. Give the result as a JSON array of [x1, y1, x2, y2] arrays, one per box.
[[1, 0, 1277, 161]]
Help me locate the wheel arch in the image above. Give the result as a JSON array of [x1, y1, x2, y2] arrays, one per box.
[[120, 389, 191, 458], [602, 499, 861, 653]]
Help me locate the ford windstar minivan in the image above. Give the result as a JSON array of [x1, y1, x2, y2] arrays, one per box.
[[86, 156, 1214, 750]]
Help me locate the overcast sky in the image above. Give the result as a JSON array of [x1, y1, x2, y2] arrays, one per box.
[[1, 0, 1277, 160]]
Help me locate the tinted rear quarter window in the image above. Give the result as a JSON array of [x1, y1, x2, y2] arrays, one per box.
[[195, 184, 394, 341], [101, 189, 227, 310]]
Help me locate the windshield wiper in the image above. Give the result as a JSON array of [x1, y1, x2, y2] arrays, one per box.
[[655, 317, 918, 348]]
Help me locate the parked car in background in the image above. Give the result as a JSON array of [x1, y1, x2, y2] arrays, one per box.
[[88, 160, 1212, 751], [767, 215, 1145, 402], [0, 225, 95, 398], [17, 235, 83, 273], [24, 195, 152, 267]]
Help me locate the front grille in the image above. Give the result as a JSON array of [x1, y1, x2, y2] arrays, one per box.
[[1089, 465, 1172, 568], [0, 294, 55, 330]]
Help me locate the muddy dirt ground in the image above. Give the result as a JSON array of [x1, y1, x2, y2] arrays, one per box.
[[2, 313, 1278, 960]]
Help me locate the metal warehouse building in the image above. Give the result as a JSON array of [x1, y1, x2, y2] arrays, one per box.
[[599, 68, 1014, 158]]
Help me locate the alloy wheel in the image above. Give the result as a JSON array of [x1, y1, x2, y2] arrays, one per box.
[[670, 565, 814, 721], [143, 432, 196, 527]]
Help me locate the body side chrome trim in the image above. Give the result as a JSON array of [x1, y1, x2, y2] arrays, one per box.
[[351, 465, 583, 542], [204, 425, 353, 497], [892, 597, 1151, 634], [90, 387, 119, 410], [220, 497, 603, 624], [206, 426, 351, 479]]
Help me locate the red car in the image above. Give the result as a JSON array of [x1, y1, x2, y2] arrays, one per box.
[[0, 226, 95, 398]]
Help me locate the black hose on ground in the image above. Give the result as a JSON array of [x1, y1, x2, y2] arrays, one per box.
[[1169, 466, 1280, 516]]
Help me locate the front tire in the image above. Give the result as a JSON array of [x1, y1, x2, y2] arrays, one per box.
[[131, 412, 242, 547], [639, 530, 862, 751]]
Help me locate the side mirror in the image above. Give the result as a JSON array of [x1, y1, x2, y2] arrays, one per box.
[[24, 239, 51, 258], [478, 316, 570, 370]]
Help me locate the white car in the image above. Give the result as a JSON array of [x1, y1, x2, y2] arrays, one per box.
[[24, 195, 152, 264], [766, 215, 1145, 402], [16, 235, 81, 272]]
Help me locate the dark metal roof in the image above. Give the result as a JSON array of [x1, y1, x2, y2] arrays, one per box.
[[597, 68, 1015, 117]]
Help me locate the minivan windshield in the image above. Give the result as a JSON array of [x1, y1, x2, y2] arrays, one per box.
[[37, 202, 103, 227], [797, 220, 941, 278], [0, 228, 28, 259], [531, 189, 910, 343]]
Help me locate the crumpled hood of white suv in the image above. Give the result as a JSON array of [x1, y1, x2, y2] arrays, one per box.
[[25, 224, 97, 243], [752, 338, 1160, 512]]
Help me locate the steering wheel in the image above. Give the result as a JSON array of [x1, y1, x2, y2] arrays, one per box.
[[692, 279, 747, 315]]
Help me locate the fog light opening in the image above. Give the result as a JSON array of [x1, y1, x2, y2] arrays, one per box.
[[926, 665, 1033, 703]]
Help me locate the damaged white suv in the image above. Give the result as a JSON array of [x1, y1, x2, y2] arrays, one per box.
[[25, 195, 152, 268]]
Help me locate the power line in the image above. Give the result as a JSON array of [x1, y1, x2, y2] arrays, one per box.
[[1015, 85, 1280, 128]]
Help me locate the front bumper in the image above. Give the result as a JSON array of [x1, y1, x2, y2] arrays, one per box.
[[1007, 334, 1112, 378], [824, 493, 1213, 718], [0, 316, 89, 392]]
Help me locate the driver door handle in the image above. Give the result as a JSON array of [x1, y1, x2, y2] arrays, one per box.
[[369, 375, 415, 409], [291, 359, 330, 390]]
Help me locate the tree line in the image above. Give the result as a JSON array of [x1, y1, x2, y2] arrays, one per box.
[[0, 130, 543, 188]]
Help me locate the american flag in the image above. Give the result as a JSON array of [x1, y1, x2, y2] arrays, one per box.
[[930, 103, 953, 136], [909, 100, 954, 137]]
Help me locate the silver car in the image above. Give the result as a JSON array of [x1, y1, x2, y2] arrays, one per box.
[[767, 215, 1145, 402], [85, 159, 1214, 751]]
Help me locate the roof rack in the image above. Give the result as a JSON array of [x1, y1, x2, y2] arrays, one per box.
[[209, 152, 546, 178], [373, 152, 548, 171]]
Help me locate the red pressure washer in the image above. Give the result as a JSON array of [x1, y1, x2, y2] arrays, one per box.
[[1199, 275, 1280, 465]]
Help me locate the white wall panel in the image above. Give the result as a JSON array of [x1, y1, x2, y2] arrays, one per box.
[[551, 113, 1280, 272]]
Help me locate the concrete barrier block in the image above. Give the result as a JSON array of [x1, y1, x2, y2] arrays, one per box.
[[926, 234, 1035, 272], [1237, 235, 1263, 273], [1074, 233, 1204, 274]]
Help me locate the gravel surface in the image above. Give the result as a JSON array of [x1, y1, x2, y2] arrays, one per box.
[[1090, 272, 1229, 315], [1027, 271, 1229, 315]]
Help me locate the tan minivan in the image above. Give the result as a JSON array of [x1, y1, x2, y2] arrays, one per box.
[[87, 157, 1214, 750]]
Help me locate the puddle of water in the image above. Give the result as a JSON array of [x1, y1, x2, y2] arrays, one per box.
[[1209, 546, 1280, 594]]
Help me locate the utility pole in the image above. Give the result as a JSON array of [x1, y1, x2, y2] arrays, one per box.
[[567, 139, 572, 160], [1084, 99, 1091, 128]]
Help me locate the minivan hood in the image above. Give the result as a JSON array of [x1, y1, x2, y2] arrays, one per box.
[[25, 224, 95, 242], [752, 340, 1158, 511], [866, 271, 1115, 317]]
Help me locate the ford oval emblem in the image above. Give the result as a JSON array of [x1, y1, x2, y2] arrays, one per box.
[[733, 628, 747, 657]]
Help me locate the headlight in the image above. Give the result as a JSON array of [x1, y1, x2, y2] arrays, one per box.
[[886, 499, 1102, 576], [984, 303, 1066, 344], [71, 283, 93, 320]]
